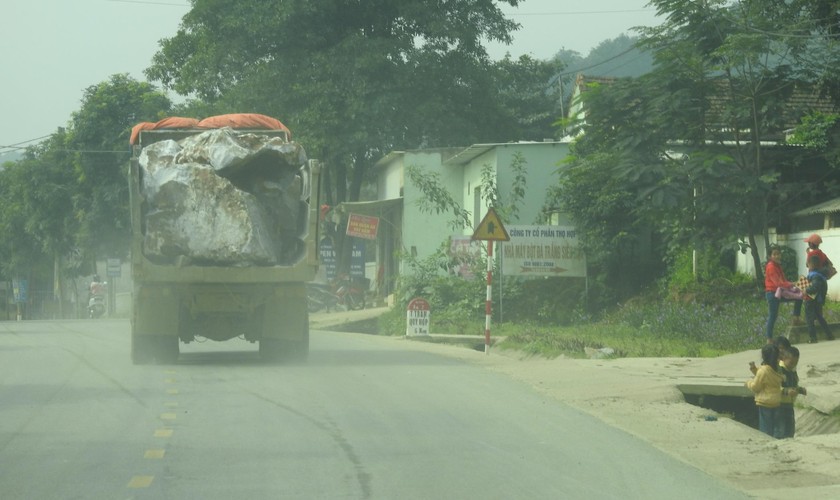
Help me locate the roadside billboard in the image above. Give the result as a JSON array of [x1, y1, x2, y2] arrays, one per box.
[[501, 225, 585, 277]]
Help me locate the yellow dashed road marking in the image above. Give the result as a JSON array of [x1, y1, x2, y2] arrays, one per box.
[[164, 378, 177, 384], [144, 449, 166, 459], [160, 412, 177, 421], [127, 475, 154, 488], [166, 388, 179, 395], [164, 401, 179, 407], [154, 428, 174, 437]]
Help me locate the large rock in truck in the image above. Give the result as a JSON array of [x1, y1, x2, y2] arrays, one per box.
[[128, 115, 319, 364]]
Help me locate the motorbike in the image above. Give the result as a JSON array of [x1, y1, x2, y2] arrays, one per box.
[[307, 282, 339, 312], [335, 276, 366, 311], [307, 276, 367, 312], [88, 294, 106, 318], [88, 280, 106, 318]]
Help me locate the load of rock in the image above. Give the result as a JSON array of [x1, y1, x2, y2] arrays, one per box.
[[138, 127, 309, 266]]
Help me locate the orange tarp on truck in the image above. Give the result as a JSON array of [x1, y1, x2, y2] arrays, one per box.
[[130, 113, 290, 144], [197, 113, 291, 136]]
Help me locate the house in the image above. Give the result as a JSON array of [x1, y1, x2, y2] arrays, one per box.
[[337, 141, 573, 298]]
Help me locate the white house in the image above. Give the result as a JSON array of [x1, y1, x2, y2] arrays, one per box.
[[338, 141, 573, 298]]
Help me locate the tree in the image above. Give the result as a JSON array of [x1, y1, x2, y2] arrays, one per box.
[[144, 0, 560, 206], [68, 74, 172, 264], [0, 131, 79, 315], [145, 0, 566, 275], [557, 0, 836, 294]]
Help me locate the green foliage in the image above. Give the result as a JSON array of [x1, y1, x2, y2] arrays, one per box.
[[548, 150, 659, 309], [379, 241, 488, 335], [498, 277, 590, 325], [788, 111, 840, 166], [666, 247, 752, 294], [502, 286, 809, 359], [145, 0, 559, 211], [555, 0, 840, 306], [69, 74, 172, 261], [406, 165, 472, 231], [480, 152, 527, 222], [778, 245, 799, 282], [0, 131, 78, 283]]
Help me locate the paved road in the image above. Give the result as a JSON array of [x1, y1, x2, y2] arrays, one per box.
[[0, 319, 748, 499]]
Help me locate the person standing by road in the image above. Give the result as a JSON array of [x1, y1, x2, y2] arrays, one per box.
[[805, 233, 829, 269], [777, 346, 806, 439], [765, 246, 803, 341], [746, 343, 783, 438], [804, 254, 835, 343]]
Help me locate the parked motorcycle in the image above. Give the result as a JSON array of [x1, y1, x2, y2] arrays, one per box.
[[335, 276, 366, 311], [306, 276, 367, 312], [307, 282, 339, 312]]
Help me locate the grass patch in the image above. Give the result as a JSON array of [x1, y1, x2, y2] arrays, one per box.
[[379, 288, 840, 359]]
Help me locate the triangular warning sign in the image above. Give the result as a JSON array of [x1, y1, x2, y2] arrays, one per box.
[[471, 207, 510, 241]]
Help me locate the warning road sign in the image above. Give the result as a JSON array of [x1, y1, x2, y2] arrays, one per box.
[[471, 207, 510, 241]]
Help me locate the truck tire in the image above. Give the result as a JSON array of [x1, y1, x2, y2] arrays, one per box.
[[132, 334, 179, 365], [260, 321, 309, 363], [157, 336, 180, 364], [131, 334, 155, 365]]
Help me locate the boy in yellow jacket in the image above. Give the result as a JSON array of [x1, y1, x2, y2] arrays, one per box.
[[746, 343, 783, 437]]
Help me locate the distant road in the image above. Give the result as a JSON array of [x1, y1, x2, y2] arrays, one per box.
[[0, 319, 748, 499]]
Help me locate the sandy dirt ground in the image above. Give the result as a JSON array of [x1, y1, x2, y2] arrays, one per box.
[[313, 308, 840, 499]]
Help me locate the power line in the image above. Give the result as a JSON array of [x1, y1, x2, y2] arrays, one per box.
[[0, 135, 53, 153]]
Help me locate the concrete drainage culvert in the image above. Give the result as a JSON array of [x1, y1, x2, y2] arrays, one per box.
[[678, 384, 840, 437]]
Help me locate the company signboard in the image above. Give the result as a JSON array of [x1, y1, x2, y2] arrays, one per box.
[[501, 225, 585, 277]]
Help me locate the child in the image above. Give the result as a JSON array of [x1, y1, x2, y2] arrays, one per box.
[[749, 336, 790, 375], [777, 346, 806, 439], [746, 343, 783, 438], [804, 254, 835, 343]]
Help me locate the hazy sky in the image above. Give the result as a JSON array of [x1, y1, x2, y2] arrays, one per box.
[[0, 0, 660, 153]]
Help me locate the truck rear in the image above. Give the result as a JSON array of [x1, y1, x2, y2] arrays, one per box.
[[128, 116, 319, 364]]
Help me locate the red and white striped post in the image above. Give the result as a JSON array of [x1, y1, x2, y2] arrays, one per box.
[[484, 241, 493, 354], [471, 207, 509, 355]]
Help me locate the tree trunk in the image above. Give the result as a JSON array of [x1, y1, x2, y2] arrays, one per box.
[[748, 232, 763, 291], [54, 251, 64, 319]]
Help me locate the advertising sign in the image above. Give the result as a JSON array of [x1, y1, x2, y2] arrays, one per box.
[[501, 225, 585, 277], [318, 237, 337, 282], [346, 213, 379, 240], [12, 279, 27, 303], [350, 239, 365, 278], [106, 258, 121, 277]]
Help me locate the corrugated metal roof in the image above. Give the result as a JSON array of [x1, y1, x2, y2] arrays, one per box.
[[792, 197, 840, 216], [443, 141, 567, 166]]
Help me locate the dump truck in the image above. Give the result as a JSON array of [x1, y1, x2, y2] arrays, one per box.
[[128, 114, 319, 364]]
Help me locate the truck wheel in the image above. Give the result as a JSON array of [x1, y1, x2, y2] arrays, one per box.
[[260, 331, 309, 363], [131, 334, 154, 365], [259, 338, 283, 362], [157, 336, 180, 364]]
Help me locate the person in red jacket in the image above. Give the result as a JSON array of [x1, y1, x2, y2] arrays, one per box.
[[765, 246, 802, 341]]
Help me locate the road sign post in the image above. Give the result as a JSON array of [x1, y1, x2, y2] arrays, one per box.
[[471, 207, 509, 354]]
